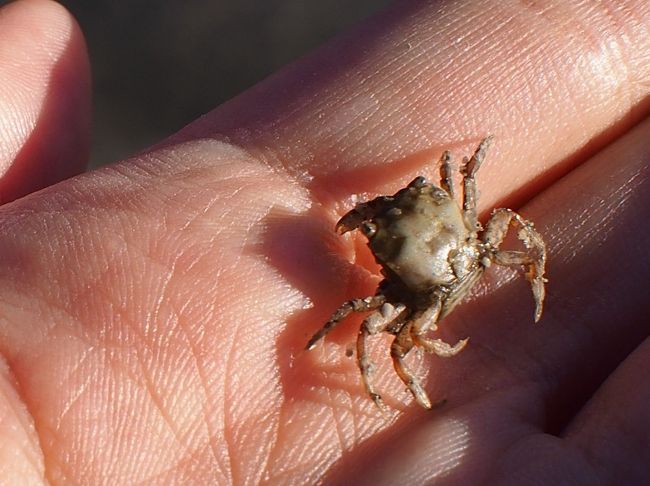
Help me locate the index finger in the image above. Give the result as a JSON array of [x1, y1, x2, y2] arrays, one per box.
[[179, 0, 650, 211]]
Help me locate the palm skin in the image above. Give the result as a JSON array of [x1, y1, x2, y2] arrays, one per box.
[[0, 0, 649, 484]]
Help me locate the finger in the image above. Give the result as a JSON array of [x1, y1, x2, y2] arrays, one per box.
[[0, 356, 44, 483], [323, 110, 650, 486], [564, 338, 650, 484], [0, 0, 90, 203], [456, 116, 650, 426], [180, 0, 650, 209]]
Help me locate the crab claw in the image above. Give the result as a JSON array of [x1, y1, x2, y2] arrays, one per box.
[[335, 208, 364, 234]]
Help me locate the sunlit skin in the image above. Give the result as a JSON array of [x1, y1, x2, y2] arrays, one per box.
[[1, 0, 649, 484]]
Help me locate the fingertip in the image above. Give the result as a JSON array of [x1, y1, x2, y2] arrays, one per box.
[[0, 0, 91, 203]]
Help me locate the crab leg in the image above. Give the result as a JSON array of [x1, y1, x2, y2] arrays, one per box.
[[357, 303, 406, 408], [439, 150, 454, 197], [410, 298, 468, 357], [390, 321, 448, 409], [390, 321, 434, 408], [461, 136, 493, 232], [306, 295, 385, 350], [483, 208, 547, 322]]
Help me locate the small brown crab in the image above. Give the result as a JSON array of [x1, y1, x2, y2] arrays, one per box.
[[306, 137, 547, 409]]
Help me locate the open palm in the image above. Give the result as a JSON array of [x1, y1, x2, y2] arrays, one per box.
[[1, 1, 649, 484]]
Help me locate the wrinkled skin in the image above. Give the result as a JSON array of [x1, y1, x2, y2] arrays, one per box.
[[1, 0, 650, 484]]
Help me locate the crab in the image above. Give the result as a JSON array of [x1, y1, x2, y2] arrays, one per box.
[[306, 137, 547, 409]]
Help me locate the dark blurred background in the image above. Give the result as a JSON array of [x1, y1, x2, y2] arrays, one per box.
[[14, 1, 391, 167]]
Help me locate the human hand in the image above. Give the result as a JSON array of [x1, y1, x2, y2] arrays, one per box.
[[1, 0, 649, 484]]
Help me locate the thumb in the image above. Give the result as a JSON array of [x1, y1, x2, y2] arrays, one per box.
[[0, 0, 90, 204]]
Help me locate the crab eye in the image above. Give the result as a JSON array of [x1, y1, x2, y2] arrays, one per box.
[[408, 176, 427, 188], [360, 222, 377, 238]]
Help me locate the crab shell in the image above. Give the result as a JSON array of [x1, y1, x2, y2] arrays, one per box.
[[359, 182, 481, 294]]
